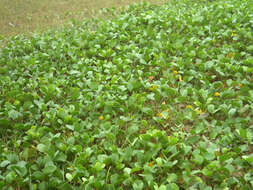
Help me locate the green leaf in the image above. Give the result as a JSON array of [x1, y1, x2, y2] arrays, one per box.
[[93, 161, 105, 171], [193, 155, 204, 165], [167, 173, 178, 183], [69, 87, 80, 100], [58, 183, 73, 190], [32, 171, 43, 180], [242, 154, 253, 165], [10, 161, 27, 177], [127, 82, 134, 91], [228, 108, 236, 117], [133, 180, 144, 190], [66, 125, 74, 131], [8, 110, 21, 120], [141, 107, 153, 115], [37, 144, 48, 153], [147, 93, 155, 100], [207, 104, 215, 114], [128, 125, 139, 135], [110, 174, 119, 185], [65, 173, 73, 182], [0, 160, 10, 167], [42, 165, 57, 174], [168, 183, 179, 190], [158, 184, 167, 190], [6, 172, 16, 184], [226, 79, 233, 86], [161, 111, 168, 119]]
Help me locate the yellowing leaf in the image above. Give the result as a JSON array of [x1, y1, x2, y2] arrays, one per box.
[[214, 92, 220, 97], [186, 105, 193, 109], [231, 31, 237, 37], [227, 52, 235, 59], [196, 109, 204, 115], [152, 85, 158, 89], [179, 75, 183, 82], [157, 112, 162, 117], [148, 162, 154, 167], [149, 76, 154, 82]]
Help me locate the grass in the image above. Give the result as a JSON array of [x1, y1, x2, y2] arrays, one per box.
[[0, 0, 253, 189], [0, 0, 165, 37]]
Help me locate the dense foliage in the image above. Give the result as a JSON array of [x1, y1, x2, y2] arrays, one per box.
[[0, 0, 253, 189]]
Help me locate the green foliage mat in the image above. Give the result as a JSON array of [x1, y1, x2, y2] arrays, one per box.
[[0, 0, 252, 189]]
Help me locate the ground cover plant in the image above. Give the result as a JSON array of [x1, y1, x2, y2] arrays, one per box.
[[0, 0, 253, 189]]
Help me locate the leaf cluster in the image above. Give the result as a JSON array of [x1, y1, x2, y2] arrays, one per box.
[[0, 0, 252, 189]]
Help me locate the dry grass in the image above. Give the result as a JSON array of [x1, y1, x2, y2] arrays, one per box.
[[0, 0, 167, 37]]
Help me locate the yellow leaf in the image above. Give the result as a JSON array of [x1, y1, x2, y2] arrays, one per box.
[[214, 92, 220, 97], [157, 112, 162, 117], [148, 162, 154, 167], [231, 31, 237, 37], [196, 109, 204, 115], [227, 52, 235, 59], [186, 105, 193, 109], [179, 75, 183, 82], [152, 85, 158, 89]]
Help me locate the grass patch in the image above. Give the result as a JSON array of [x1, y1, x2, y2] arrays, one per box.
[[0, 0, 253, 189]]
